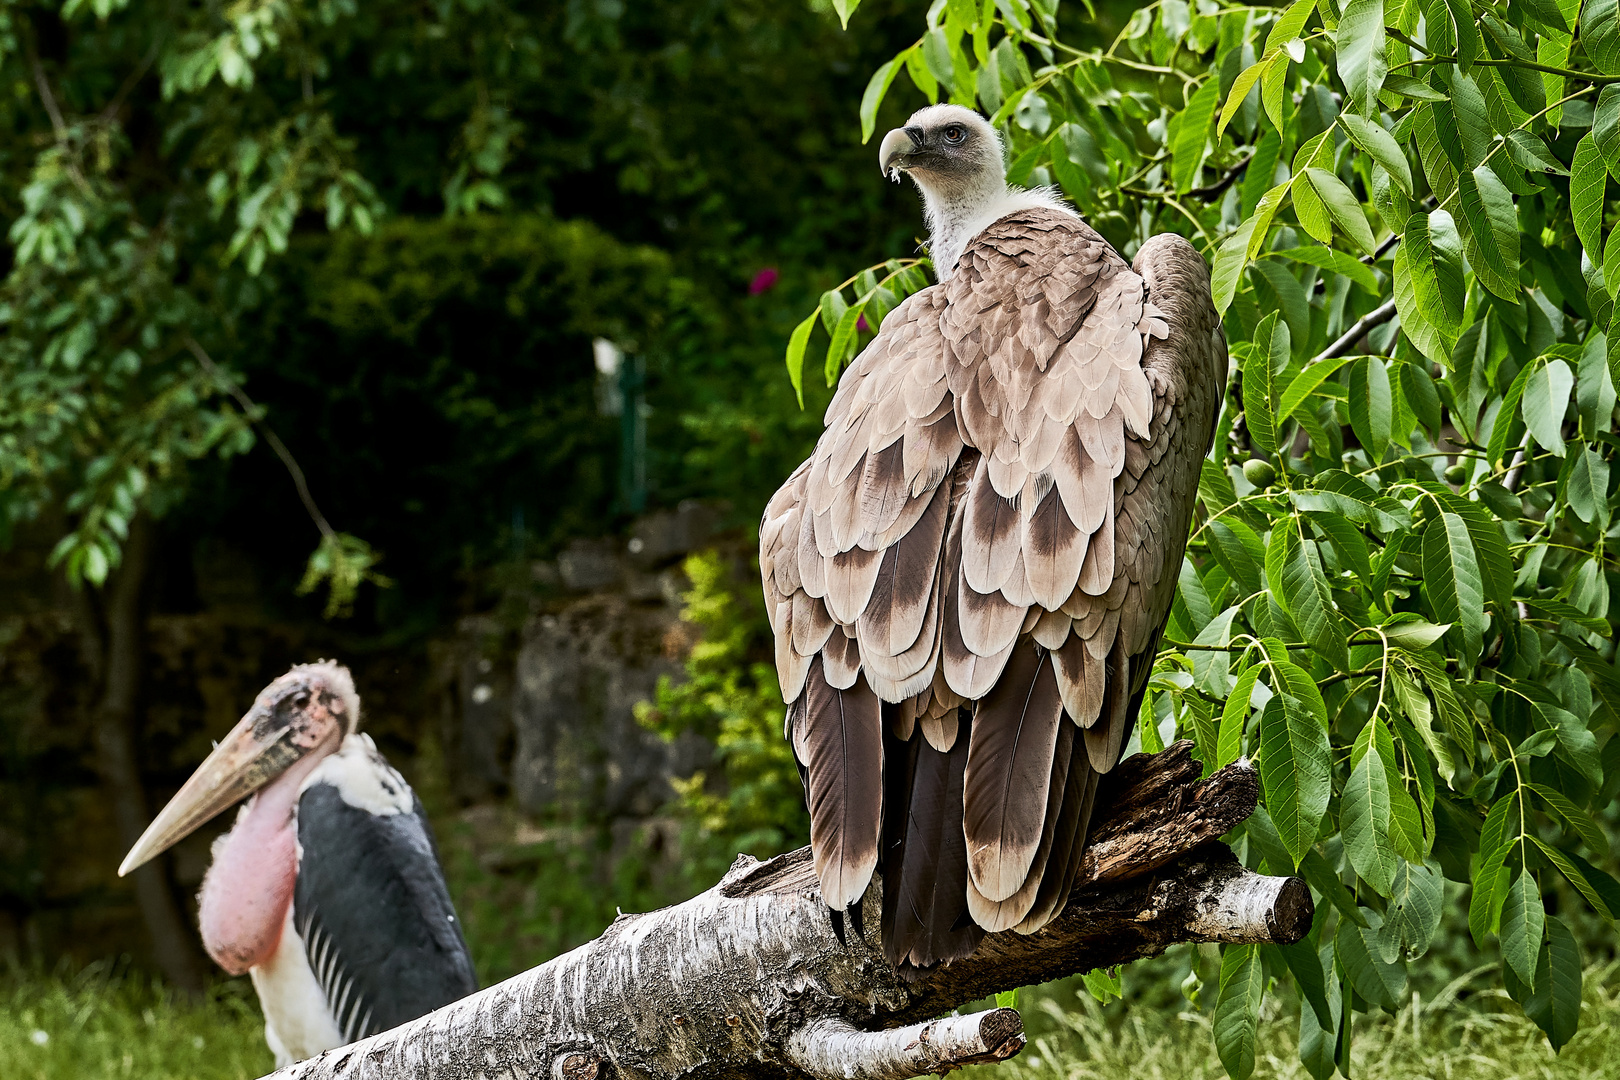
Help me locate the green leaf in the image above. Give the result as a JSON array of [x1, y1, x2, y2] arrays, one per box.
[[1219, 61, 1267, 140], [1243, 313, 1282, 454], [830, 0, 862, 28], [1379, 859, 1444, 961], [1525, 917, 1583, 1050], [1501, 867, 1546, 987], [1348, 356, 1393, 460], [1219, 666, 1261, 769], [1268, 518, 1349, 670], [1504, 130, 1568, 176], [825, 302, 865, 385], [1307, 511, 1374, 587], [1251, 259, 1312, 351], [1273, 930, 1335, 1031], [1292, 171, 1334, 244], [1469, 841, 1512, 946], [1264, 0, 1319, 56], [1211, 519, 1267, 595], [859, 58, 902, 143], [785, 312, 817, 408], [1423, 512, 1485, 660], [1302, 849, 1369, 925], [1488, 360, 1533, 469], [1595, 85, 1620, 182], [1535, 839, 1620, 920], [1173, 79, 1221, 193], [1432, 491, 1514, 609], [1212, 215, 1258, 315], [1566, 446, 1610, 526], [1573, 134, 1608, 264], [1444, 0, 1481, 70], [1291, 470, 1411, 532], [1340, 114, 1412, 196], [1383, 74, 1447, 102], [819, 287, 849, 336], [1456, 166, 1522, 300], [1402, 214, 1461, 334], [1258, 686, 1332, 869], [1306, 168, 1377, 254], [1527, 783, 1608, 853], [1278, 353, 1356, 421], [1343, 718, 1398, 895], [1335, 911, 1405, 1009], [1392, 239, 1453, 366], [1269, 248, 1380, 293], [1440, 73, 1490, 172], [1214, 945, 1264, 1080], [1584, 0, 1620, 75], [1337, 0, 1388, 115], [1522, 357, 1574, 456]]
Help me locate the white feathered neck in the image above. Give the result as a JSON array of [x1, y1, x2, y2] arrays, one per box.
[[922, 183, 1076, 281]]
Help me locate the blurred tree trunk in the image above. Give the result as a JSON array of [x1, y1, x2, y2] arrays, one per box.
[[71, 513, 209, 995]]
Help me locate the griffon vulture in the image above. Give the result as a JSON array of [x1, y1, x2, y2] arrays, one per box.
[[759, 104, 1226, 972]]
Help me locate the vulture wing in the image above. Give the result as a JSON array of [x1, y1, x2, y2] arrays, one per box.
[[760, 208, 1225, 970]]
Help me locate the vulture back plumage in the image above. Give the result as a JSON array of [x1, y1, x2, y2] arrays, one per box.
[[761, 207, 1226, 972]]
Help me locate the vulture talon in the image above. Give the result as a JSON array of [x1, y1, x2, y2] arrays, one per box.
[[847, 899, 867, 943], [828, 906, 848, 946]]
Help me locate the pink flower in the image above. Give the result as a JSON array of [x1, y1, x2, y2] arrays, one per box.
[[857, 314, 871, 333], [748, 267, 779, 295]]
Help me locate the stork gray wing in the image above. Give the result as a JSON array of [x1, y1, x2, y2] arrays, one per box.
[[293, 772, 477, 1044], [761, 207, 1224, 969]]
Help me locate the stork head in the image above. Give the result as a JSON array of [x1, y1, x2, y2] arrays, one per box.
[[119, 661, 359, 877], [878, 104, 1006, 202]]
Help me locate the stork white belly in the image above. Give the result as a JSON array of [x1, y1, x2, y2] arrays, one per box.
[[249, 908, 344, 1067]]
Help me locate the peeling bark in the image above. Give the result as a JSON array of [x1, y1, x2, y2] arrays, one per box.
[[265, 743, 1306, 1080]]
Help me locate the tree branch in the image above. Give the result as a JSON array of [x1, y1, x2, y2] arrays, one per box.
[[1313, 298, 1397, 364], [262, 743, 1309, 1080], [183, 335, 338, 542]]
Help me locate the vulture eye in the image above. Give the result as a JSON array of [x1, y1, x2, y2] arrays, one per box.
[[942, 124, 967, 145]]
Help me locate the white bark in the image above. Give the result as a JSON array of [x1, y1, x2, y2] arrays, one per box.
[[262, 745, 1307, 1080], [786, 1009, 1024, 1080]]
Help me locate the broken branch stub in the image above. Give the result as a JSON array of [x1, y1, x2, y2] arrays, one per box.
[[263, 742, 1308, 1080]]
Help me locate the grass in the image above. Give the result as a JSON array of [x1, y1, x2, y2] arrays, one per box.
[[990, 958, 1620, 1080], [1, 963, 273, 1080], [5, 957, 1619, 1079]]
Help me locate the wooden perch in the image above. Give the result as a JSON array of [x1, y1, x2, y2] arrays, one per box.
[[263, 742, 1308, 1080]]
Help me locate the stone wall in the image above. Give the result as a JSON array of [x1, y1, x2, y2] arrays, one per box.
[[443, 501, 722, 820]]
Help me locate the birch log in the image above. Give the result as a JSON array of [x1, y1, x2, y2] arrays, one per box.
[[265, 742, 1308, 1080]]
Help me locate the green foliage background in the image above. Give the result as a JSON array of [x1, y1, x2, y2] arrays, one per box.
[[775, 0, 1620, 1075]]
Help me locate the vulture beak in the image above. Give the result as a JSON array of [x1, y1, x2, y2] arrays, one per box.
[[880, 125, 926, 181], [118, 701, 310, 877]]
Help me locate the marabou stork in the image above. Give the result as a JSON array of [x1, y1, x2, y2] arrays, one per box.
[[120, 662, 478, 1065]]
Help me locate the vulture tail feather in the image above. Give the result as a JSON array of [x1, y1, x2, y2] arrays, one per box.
[[880, 707, 983, 975]]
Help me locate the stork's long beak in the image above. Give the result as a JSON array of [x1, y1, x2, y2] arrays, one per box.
[[118, 707, 303, 877], [880, 126, 924, 180]]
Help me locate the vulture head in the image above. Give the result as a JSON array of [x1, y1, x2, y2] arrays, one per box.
[[878, 104, 1004, 193], [118, 662, 358, 877], [878, 104, 1065, 280]]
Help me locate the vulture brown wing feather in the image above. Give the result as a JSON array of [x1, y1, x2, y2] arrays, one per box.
[[802, 658, 884, 911]]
